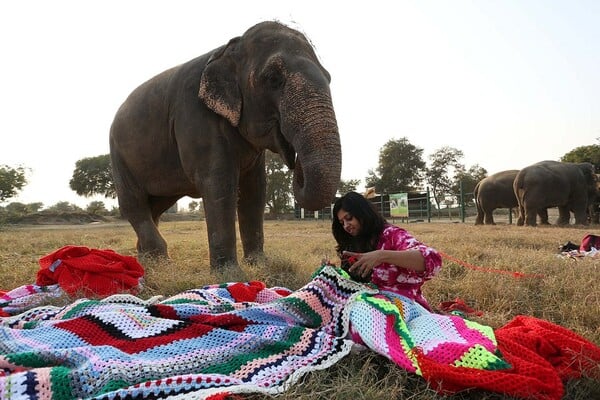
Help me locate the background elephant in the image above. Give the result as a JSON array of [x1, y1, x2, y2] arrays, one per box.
[[514, 160, 597, 226], [587, 175, 600, 224], [109, 21, 342, 269], [474, 170, 548, 225], [474, 170, 519, 225]]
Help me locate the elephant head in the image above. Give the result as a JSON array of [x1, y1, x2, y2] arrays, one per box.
[[198, 21, 341, 210], [581, 164, 599, 204]]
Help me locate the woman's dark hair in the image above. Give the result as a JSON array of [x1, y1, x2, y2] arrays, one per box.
[[332, 191, 386, 256]]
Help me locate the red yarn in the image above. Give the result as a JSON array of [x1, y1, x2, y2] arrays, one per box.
[[227, 281, 267, 302], [36, 245, 144, 298], [417, 315, 600, 400]]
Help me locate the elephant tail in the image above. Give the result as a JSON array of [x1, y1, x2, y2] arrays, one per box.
[[473, 182, 482, 211], [512, 172, 526, 207]]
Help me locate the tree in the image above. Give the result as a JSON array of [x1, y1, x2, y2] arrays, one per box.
[[452, 164, 488, 204], [188, 200, 199, 212], [265, 151, 294, 214], [425, 147, 464, 211], [365, 138, 426, 194], [338, 179, 361, 196], [4, 202, 43, 215], [561, 144, 600, 172], [46, 201, 82, 213], [0, 164, 27, 203], [25, 202, 44, 213], [5, 202, 28, 215], [70, 154, 116, 198], [86, 201, 108, 215]]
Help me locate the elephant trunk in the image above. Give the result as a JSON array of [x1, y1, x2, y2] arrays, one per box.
[[281, 74, 341, 211]]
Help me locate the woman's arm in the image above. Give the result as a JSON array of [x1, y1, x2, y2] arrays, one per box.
[[344, 248, 425, 279]]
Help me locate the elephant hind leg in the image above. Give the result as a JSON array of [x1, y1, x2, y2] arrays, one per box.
[[475, 212, 484, 225], [120, 196, 170, 258], [484, 211, 496, 225], [525, 207, 537, 226], [149, 195, 182, 225], [133, 219, 168, 258]]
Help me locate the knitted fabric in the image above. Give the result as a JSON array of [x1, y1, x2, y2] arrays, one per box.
[[0, 266, 367, 399], [349, 289, 600, 399], [0, 284, 63, 315], [36, 245, 145, 297], [1, 266, 598, 399]]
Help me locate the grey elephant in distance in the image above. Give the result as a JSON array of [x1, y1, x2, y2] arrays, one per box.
[[514, 160, 598, 226], [109, 21, 342, 269], [474, 170, 548, 225]]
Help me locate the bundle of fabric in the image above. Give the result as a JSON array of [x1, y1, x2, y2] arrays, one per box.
[[1, 266, 598, 399], [350, 290, 600, 399], [37, 245, 145, 297]]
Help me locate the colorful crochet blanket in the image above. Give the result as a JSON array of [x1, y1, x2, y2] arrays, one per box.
[[1, 266, 598, 400]]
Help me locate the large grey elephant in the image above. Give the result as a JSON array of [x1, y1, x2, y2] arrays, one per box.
[[109, 21, 342, 268], [514, 160, 597, 226], [474, 170, 548, 225]]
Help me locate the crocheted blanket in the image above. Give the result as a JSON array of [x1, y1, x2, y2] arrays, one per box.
[[1, 266, 598, 400]]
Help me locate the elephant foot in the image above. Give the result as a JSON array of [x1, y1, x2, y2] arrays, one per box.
[[136, 244, 169, 260], [243, 251, 266, 266], [137, 253, 171, 268], [211, 263, 248, 283]]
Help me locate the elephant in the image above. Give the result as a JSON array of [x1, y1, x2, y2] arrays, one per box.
[[586, 175, 600, 224], [109, 21, 342, 269], [513, 160, 598, 226], [474, 170, 549, 225]]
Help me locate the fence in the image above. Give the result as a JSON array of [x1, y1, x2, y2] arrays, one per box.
[[294, 184, 496, 224]]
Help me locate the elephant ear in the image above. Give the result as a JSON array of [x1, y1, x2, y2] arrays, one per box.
[[198, 38, 242, 127], [581, 163, 595, 181]]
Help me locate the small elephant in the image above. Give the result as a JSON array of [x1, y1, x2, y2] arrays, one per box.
[[514, 160, 598, 226], [474, 170, 519, 225], [109, 21, 342, 268], [474, 170, 548, 225]]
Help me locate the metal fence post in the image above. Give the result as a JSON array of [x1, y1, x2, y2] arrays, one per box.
[[460, 180, 465, 223], [426, 187, 431, 223]]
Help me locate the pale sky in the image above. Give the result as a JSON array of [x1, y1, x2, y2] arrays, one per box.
[[1, 1, 598, 209]]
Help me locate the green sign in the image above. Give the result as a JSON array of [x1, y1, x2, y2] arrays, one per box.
[[389, 193, 408, 218]]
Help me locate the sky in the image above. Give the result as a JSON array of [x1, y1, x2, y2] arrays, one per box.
[[1, 1, 599, 210]]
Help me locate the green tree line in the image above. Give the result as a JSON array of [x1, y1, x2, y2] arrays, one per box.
[[2, 142, 599, 217]]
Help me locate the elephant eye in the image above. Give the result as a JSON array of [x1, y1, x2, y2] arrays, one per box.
[[262, 66, 285, 90]]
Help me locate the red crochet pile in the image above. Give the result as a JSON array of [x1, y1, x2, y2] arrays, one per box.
[[37, 245, 144, 298], [417, 315, 600, 400]]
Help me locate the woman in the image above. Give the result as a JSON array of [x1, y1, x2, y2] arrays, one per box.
[[331, 191, 442, 310]]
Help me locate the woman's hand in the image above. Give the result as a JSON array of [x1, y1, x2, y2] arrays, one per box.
[[343, 250, 381, 279]]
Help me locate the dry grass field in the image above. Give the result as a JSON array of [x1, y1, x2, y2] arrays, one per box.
[[1, 219, 599, 399]]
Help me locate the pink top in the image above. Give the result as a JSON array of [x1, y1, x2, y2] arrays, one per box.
[[369, 224, 442, 310]]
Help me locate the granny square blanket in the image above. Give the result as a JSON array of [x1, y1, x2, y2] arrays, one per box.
[[1, 266, 598, 400]]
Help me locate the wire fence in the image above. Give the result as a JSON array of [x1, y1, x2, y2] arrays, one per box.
[[294, 186, 492, 224]]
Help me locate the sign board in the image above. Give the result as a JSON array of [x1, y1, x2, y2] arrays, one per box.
[[389, 193, 408, 218]]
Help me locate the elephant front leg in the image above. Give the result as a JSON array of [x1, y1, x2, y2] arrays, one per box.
[[202, 183, 240, 269], [572, 207, 589, 225], [557, 206, 571, 225], [237, 158, 266, 264]]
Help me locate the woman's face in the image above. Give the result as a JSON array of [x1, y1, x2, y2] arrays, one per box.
[[337, 208, 361, 236]]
